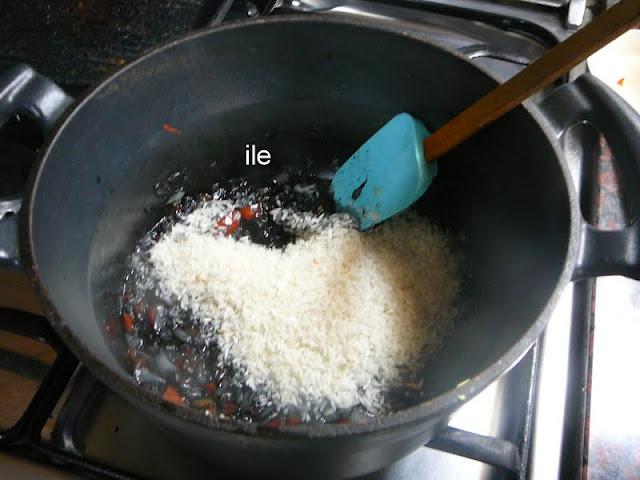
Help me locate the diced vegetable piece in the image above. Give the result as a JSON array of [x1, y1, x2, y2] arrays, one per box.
[[122, 313, 135, 333], [216, 210, 242, 236], [162, 385, 185, 406], [222, 401, 239, 416], [286, 416, 302, 426], [264, 418, 282, 428], [163, 124, 181, 135], [193, 398, 213, 409], [239, 205, 259, 220], [203, 383, 218, 395]]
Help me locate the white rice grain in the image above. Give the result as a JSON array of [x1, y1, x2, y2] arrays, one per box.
[[149, 200, 460, 411]]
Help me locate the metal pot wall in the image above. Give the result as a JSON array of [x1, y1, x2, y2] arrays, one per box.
[[0, 16, 639, 479]]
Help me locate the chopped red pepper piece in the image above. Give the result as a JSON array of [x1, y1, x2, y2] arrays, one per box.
[[162, 385, 185, 406], [203, 382, 218, 395], [222, 401, 239, 416], [162, 123, 181, 135], [239, 205, 259, 220], [217, 213, 230, 228], [226, 221, 240, 236], [286, 415, 302, 426], [122, 313, 134, 333], [192, 398, 213, 409], [216, 210, 241, 236], [264, 418, 282, 428]]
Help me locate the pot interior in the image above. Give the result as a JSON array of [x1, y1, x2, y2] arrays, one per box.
[[29, 18, 572, 413]]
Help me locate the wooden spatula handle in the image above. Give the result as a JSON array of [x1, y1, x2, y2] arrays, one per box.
[[423, 0, 640, 163]]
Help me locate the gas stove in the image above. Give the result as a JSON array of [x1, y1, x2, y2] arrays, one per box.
[[1, 1, 638, 479]]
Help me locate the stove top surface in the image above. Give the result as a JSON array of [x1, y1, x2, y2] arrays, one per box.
[[1, 1, 637, 479], [0, 0, 586, 91]]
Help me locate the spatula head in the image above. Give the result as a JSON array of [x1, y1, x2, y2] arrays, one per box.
[[331, 113, 437, 229]]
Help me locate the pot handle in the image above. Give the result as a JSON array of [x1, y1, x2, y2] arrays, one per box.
[[0, 65, 73, 270], [539, 73, 640, 281]]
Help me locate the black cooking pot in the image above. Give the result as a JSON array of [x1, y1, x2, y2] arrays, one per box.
[[1, 16, 639, 479]]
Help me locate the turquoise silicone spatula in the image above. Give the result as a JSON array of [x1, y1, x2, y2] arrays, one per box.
[[332, 0, 640, 229]]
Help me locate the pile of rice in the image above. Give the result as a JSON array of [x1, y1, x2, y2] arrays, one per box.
[[149, 200, 460, 411]]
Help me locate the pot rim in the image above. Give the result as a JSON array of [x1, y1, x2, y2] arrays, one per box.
[[20, 14, 580, 439]]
